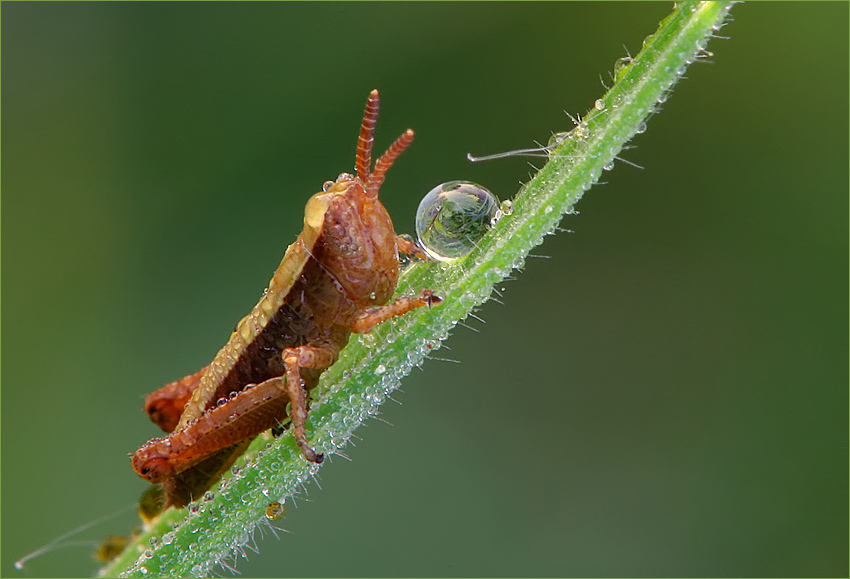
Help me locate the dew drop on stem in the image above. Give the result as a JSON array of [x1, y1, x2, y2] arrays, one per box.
[[415, 181, 500, 262]]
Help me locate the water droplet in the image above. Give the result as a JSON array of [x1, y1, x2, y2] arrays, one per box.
[[603, 160, 615, 171], [594, 99, 605, 111], [162, 532, 175, 545], [374, 364, 387, 375], [543, 205, 554, 214], [415, 181, 499, 262], [138, 566, 149, 575], [635, 122, 647, 134], [613, 56, 633, 80], [498, 199, 514, 217], [547, 132, 569, 150]]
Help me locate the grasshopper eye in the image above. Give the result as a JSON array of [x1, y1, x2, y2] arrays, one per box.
[[415, 181, 504, 262]]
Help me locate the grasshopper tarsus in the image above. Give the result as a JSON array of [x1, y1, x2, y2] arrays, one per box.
[[298, 443, 324, 464], [422, 289, 442, 308]]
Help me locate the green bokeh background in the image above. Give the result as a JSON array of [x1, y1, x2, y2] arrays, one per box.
[[3, 3, 847, 577]]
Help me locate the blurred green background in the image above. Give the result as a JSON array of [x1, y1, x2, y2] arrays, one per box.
[[3, 3, 847, 577]]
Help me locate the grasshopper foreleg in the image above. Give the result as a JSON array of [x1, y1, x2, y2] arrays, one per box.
[[395, 234, 427, 260], [351, 290, 442, 334]]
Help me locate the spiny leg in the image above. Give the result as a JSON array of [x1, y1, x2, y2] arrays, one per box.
[[282, 345, 338, 463], [133, 376, 292, 483], [351, 290, 442, 334]]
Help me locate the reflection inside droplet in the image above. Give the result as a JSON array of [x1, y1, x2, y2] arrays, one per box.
[[415, 181, 499, 262]]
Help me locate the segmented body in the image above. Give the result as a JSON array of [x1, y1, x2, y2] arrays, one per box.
[[132, 90, 438, 508]]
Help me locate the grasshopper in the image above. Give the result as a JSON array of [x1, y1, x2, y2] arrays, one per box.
[[132, 90, 440, 507]]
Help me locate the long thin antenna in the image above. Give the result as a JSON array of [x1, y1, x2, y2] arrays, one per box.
[[366, 129, 415, 198], [356, 90, 380, 180]]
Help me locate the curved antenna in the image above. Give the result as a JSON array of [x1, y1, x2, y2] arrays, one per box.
[[366, 129, 414, 198], [356, 89, 380, 180]]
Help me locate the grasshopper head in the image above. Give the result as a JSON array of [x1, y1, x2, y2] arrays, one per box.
[[301, 90, 414, 307]]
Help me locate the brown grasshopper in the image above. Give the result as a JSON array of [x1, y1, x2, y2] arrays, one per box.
[[132, 90, 441, 508]]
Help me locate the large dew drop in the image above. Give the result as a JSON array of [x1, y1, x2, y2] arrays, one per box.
[[415, 181, 499, 262]]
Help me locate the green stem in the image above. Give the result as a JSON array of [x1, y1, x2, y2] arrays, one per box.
[[104, 2, 734, 576]]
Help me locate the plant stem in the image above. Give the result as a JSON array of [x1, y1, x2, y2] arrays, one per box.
[[105, 2, 734, 576]]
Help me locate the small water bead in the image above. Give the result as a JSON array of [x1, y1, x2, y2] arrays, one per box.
[[498, 199, 514, 216], [594, 99, 605, 110], [613, 56, 634, 80], [571, 123, 590, 140], [415, 181, 499, 262]]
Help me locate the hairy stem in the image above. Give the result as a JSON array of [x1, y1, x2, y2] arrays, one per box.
[[105, 2, 734, 576]]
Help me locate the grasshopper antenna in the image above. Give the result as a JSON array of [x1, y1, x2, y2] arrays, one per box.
[[356, 89, 380, 181], [366, 128, 415, 198]]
